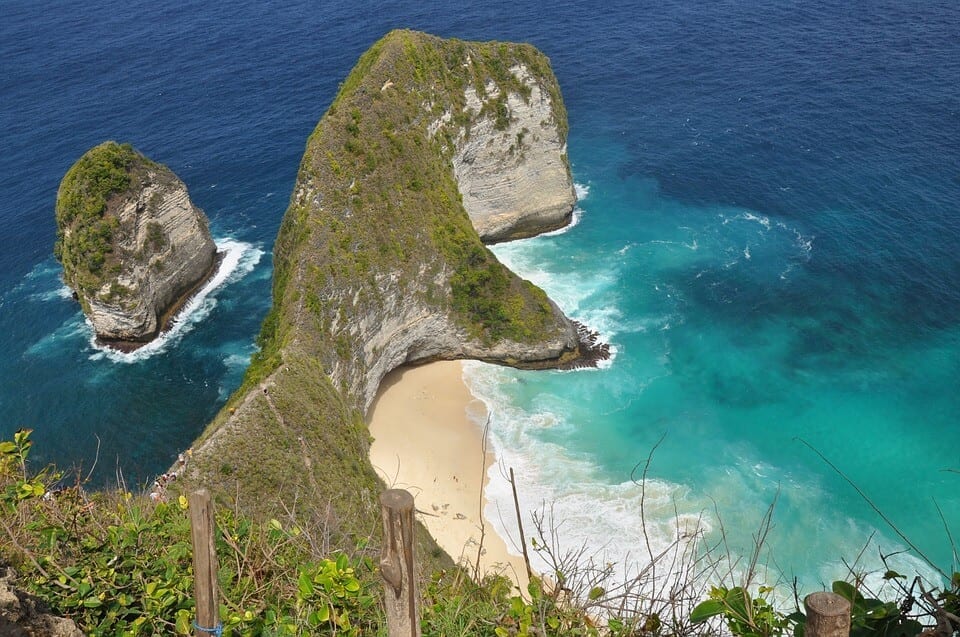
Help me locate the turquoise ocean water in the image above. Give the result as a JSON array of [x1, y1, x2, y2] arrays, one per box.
[[1, 0, 958, 591]]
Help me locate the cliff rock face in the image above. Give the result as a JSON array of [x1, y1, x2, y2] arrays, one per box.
[[54, 142, 217, 345], [267, 30, 585, 413], [0, 567, 83, 637], [182, 31, 596, 549], [450, 63, 576, 242]]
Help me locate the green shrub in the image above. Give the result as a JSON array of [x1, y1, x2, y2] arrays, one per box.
[[54, 142, 136, 290], [54, 141, 167, 295], [146, 221, 168, 250], [0, 430, 382, 635], [690, 585, 793, 637]]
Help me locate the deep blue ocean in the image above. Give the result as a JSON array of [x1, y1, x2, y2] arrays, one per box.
[[2, 0, 958, 592]]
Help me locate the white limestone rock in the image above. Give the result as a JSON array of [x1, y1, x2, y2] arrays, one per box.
[[449, 64, 576, 242], [55, 143, 218, 346]]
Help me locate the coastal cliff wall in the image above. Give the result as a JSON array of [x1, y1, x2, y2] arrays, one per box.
[[181, 30, 594, 550], [450, 63, 576, 242], [55, 142, 217, 344]]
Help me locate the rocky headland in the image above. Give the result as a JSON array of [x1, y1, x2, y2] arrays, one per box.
[[54, 142, 218, 348], [178, 30, 605, 556]]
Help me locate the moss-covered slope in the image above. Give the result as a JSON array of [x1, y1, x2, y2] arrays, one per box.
[[181, 30, 590, 559], [55, 141, 141, 294]]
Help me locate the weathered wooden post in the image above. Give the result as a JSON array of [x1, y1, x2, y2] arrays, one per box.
[[380, 489, 420, 637], [804, 591, 851, 637], [189, 489, 221, 637]]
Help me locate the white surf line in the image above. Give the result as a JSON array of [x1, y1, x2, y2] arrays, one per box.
[[89, 238, 263, 363]]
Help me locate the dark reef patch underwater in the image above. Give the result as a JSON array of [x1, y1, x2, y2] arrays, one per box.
[[1, 0, 958, 589]]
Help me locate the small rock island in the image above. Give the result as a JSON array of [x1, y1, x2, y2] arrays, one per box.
[[54, 142, 218, 348]]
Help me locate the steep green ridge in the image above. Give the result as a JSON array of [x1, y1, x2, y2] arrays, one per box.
[[181, 30, 582, 560], [54, 142, 154, 298], [275, 29, 571, 358]]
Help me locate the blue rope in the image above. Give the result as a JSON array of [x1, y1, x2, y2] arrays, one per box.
[[192, 620, 224, 636]]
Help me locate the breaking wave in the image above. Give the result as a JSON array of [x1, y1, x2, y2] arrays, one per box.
[[88, 238, 262, 363]]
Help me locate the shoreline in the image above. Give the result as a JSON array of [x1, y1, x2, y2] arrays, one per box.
[[367, 360, 530, 590]]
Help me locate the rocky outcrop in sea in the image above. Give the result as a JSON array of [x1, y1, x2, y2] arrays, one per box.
[[54, 142, 218, 347]]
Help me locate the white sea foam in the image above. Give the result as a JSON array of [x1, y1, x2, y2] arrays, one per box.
[[493, 232, 668, 347], [490, 241, 620, 342], [715, 210, 813, 271], [22, 261, 61, 281], [574, 182, 590, 200], [218, 346, 258, 399], [87, 238, 262, 363], [739, 211, 772, 229], [26, 283, 74, 303], [779, 221, 814, 256], [540, 206, 584, 237], [463, 361, 709, 594], [4, 260, 67, 305], [223, 352, 252, 371]]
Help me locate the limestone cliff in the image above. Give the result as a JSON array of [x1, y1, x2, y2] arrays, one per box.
[[181, 31, 599, 551], [449, 61, 576, 241], [54, 142, 217, 345]]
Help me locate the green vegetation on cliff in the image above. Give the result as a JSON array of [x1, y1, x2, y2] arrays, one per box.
[[274, 28, 569, 353], [1, 431, 638, 635], [183, 30, 579, 556], [54, 142, 155, 296], [5, 431, 957, 635]]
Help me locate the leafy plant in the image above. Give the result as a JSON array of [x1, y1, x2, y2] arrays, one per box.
[[690, 585, 793, 637], [0, 429, 49, 509], [54, 141, 139, 293], [0, 431, 385, 635], [830, 579, 924, 637], [30, 497, 197, 634], [421, 569, 632, 637], [291, 553, 376, 635]]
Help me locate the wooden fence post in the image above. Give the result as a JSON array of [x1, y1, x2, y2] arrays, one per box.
[[189, 489, 221, 637], [804, 591, 851, 637], [380, 489, 420, 637]]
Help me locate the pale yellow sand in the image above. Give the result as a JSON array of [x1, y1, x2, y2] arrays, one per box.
[[367, 361, 529, 591]]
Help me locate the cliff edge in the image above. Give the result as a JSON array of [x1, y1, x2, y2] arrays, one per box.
[[181, 30, 598, 553], [54, 142, 217, 346]]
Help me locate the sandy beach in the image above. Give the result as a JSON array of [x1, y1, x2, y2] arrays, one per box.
[[367, 361, 529, 590]]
